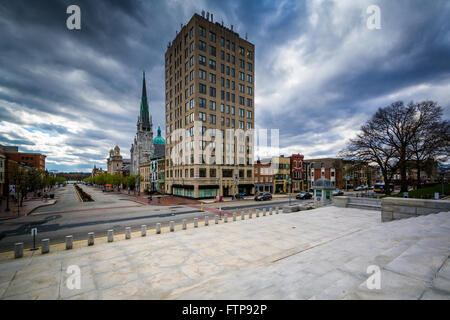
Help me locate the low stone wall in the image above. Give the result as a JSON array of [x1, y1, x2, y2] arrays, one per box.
[[381, 197, 450, 222], [333, 196, 381, 211]]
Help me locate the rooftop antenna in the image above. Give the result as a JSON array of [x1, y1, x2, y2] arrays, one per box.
[[245, 33, 248, 40], [211, 13, 213, 23], [231, 25, 234, 31], [221, 20, 224, 27], [206, 12, 209, 21], [201, 10, 205, 18]]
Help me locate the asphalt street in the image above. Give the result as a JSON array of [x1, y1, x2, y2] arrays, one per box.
[[0, 185, 311, 252]]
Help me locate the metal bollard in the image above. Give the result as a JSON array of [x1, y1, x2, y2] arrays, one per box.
[[205, 216, 209, 226], [215, 215, 219, 224], [156, 223, 161, 234], [224, 214, 228, 223], [42, 239, 50, 254], [170, 221, 175, 232], [107, 229, 114, 242], [14, 243, 23, 259], [194, 218, 198, 228], [141, 225, 147, 237], [65, 235, 73, 250], [233, 212, 237, 221], [241, 211, 245, 220], [182, 219, 187, 230], [125, 227, 131, 239], [263, 208, 266, 216], [88, 232, 94, 246]]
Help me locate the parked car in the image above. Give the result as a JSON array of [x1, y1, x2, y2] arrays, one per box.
[[332, 189, 344, 196], [296, 192, 312, 200], [254, 192, 272, 201]]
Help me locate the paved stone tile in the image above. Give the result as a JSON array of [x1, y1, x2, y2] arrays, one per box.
[[0, 207, 449, 300], [420, 288, 450, 300], [345, 270, 427, 300]]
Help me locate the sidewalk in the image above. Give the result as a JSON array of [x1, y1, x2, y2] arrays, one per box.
[[0, 197, 56, 219], [87, 186, 200, 206]]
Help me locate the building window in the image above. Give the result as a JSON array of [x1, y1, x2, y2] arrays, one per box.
[[209, 45, 216, 56], [199, 69, 207, 80], [199, 40, 206, 51], [209, 59, 216, 70], [199, 55, 206, 65], [209, 32, 216, 42], [199, 26, 206, 37]]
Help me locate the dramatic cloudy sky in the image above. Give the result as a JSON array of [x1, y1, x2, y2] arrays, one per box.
[[0, 0, 449, 172]]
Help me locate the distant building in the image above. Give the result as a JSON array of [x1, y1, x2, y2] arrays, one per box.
[[254, 159, 273, 194], [272, 155, 291, 193], [290, 154, 304, 193], [305, 158, 343, 189], [107, 146, 124, 175], [130, 72, 155, 175], [0, 144, 46, 170], [92, 165, 104, 177], [139, 159, 151, 192]]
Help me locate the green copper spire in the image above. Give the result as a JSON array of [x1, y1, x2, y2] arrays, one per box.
[[139, 71, 151, 131], [153, 123, 165, 145]]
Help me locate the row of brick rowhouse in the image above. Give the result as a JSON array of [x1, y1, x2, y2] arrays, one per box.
[[0, 144, 46, 198], [254, 155, 388, 194]]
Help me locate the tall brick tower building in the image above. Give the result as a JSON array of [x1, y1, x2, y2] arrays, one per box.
[[164, 12, 255, 199]]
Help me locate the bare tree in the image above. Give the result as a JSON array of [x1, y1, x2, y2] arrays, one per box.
[[408, 101, 450, 188], [340, 114, 399, 195]]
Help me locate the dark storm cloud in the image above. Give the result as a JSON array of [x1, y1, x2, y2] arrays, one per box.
[[0, 0, 449, 170]]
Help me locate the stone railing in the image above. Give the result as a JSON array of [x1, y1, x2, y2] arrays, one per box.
[[381, 197, 450, 222], [333, 196, 381, 211]]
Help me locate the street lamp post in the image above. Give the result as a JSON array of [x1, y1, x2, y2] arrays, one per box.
[[5, 155, 10, 212]]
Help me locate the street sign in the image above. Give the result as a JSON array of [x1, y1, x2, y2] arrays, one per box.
[[234, 174, 239, 183], [31, 228, 37, 236], [9, 185, 15, 196]]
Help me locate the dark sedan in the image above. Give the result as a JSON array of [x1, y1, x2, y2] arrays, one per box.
[[296, 192, 312, 200], [254, 192, 272, 201]]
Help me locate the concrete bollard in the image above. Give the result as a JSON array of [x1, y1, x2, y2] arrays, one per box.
[[156, 223, 161, 234], [125, 227, 131, 239], [170, 221, 175, 232], [141, 225, 147, 237], [107, 229, 114, 242], [42, 239, 50, 254], [241, 211, 245, 220], [263, 208, 266, 216], [194, 218, 198, 228], [233, 212, 237, 221], [205, 216, 209, 226], [224, 214, 228, 223], [215, 215, 219, 224], [14, 242, 23, 259], [277, 206, 281, 214], [249, 210, 253, 219], [65, 235, 73, 250], [269, 207, 273, 215], [88, 232, 94, 246], [256, 209, 260, 218], [182, 219, 187, 230]]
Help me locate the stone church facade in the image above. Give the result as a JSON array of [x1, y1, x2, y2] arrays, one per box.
[[130, 72, 155, 175]]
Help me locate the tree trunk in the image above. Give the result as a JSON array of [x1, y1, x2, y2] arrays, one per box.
[[400, 158, 408, 193], [416, 161, 422, 190]]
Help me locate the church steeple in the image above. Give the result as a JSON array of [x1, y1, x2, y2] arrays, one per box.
[[139, 71, 151, 131]]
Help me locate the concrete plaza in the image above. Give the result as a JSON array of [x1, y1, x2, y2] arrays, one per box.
[[0, 206, 449, 300]]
